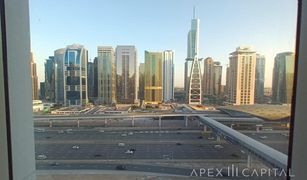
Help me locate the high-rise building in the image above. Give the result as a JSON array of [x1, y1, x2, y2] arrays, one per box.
[[115, 45, 138, 104], [255, 54, 266, 103], [30, 52, 38, 100], [203, 57, 214, 96], [53, 45, 88, 106], [163, 50, 174, 102], [185, 8, 202, 104], [139, 63, 145, 101], [144, 51, 163, 105], [87, 60, 97, 103], [213, 62, 222, 96], [97, 46, 116, 104], [93, 57, 98, 98], [54, 48, 66, 105], [39, 82, 45, 100], [228, 46, 256, 105], [44, 56, 55, 102], [272, 52, 295, 104]]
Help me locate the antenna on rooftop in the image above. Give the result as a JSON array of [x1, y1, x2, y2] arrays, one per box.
[[193, 6, 196, 19]]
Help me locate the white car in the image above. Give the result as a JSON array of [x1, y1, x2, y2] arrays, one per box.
[[125, 150, 134, 154], [259, 136, 268, 139], [121, 134, 127, 137], [118, 143, 125, 146], [72, 145, 80, 149], [37, 154, 47, 160], [214, 145, 224, 149], [208, 137, 215, 140]]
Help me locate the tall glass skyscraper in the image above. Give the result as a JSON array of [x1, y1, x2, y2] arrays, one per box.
[[97, 46, 116, 104], [144, 51, 163, 105], [44, 56, 55, 102], [255, 54, 266, 103], [64, 44, 88, 106], [87, 59, 98, 103], [185, 8, 202, 104], [272, 52, 295, 104], [54, 48, 66, 105], [115, 45, 138, 104], [163, 50, 174, 102], [139, 63, 145, 101]]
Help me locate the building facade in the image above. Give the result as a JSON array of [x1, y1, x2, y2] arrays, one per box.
[[163, 50, 174, 102], [203, 57, 214, 96], [63, 44, 88, 106], [97, 46, 116, 104], [255, 54, 266, 103], [144, 51, 163, 105], [39, 82, 45, 100], [54, 48, 66, 105], [30, 52, 38, 100], [115, 46, 138, 104], [185, 10, 202, 104], [228, 46, 256, 105], [272, 52, 295, 104], [87, 59, 98, 103], [213, 62, 222, 96], [44, 56, 55, 102], [138, 63, 145, 101]]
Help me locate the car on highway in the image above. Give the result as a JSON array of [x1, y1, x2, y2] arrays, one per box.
[[34, 128, 45, 133], [121, 134, 127, 137], [118, 143, 125, 146], [125, 150, 134, 154], [214, 145, 224, 149], [50, 162, 60, 167], [72, 145, 80, 149], [36, 154, 47, 160], [259, 136, 268, 139], [115, 165, 127, 170], [57, 130, 64, 134], [208, 137, 215, 140]]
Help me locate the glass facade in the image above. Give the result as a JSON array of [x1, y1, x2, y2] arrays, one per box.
[[44, 56, 55, 102], [144, 51, 163, 105], [138, 63, 145, 101], [272, 52, 295, 104], [163, 50, 174, 102], [98, 46, 116, 104], [115, 46, 137, 104], [255, 54, 266, 103], [63, 44, 88, 106]]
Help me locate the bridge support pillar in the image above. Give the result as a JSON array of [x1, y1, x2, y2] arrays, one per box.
[[216, 135, 221, 142], [159, 116, 162, 128], [185, 116, 188, 127], [49, 121, 52, 128], [203, 125, 207, 132], [247, 154, 252, 168], [104, 119, 108, 127], [131, 116, 135, 127], [77, 120, 80, 128]]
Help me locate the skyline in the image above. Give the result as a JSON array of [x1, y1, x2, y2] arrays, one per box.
[[30, 0, 297, 87]]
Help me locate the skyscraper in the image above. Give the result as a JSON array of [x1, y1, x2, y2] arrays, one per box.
[[54, 48, 66, 105], [30, 52, 38, 100], [144, 51, 163, 105], [213, 62, 222, 96], [44, 56, 55, 102], [185, 8, 202, 104], [87, 60, 97, 102], [139, 63, 145, 101], [203, 57, 214, 96], [272, 52, 295, 104], [228, 46, 256, 105], [39, 82, 45, 100], [255, 54, 266, 103], [63, 44, 88, 106], [97, 46, 116, 104], [115, 45, 138, 104], [163, 50, 174, 102]]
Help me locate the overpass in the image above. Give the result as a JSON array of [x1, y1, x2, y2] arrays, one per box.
[[198, 116, 288, 170], [34, 113, 264, 128]]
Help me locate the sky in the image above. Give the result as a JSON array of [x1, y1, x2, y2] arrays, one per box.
[[29, 0, 298, 88]]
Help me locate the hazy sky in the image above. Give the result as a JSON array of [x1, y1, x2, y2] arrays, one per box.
[[30, 0, 298, 88]]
